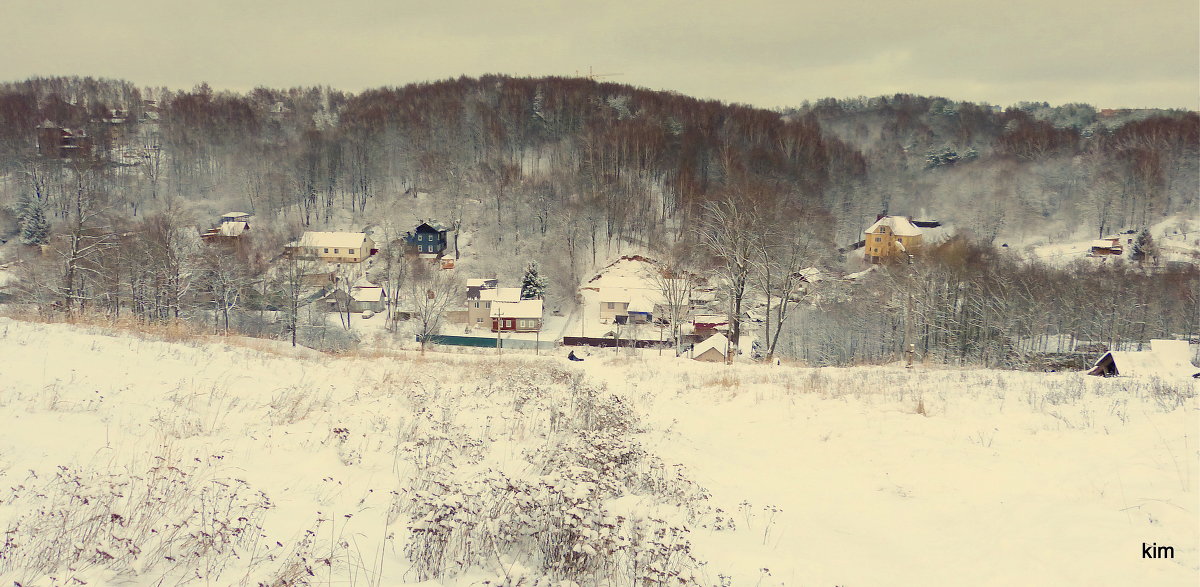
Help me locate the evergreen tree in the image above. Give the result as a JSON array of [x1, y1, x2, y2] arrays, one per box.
[[1131, 229, 1159, 264], [520, 261, 547, 300], [17, 194, 50, 246]]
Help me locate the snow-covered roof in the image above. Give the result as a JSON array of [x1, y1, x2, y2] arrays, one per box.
[[222, 212, 251, 219], [693, 333, 730, 358], [1089, 339, 1199, 378], [864, 216, 923, 237], [491, 299, 543, 319], [693, 315, 728, 324], [288, 232, 369, 249], [600, 288, 632, 303], [217, 221, 247, 237], [1090, 239, 1121, 249], [628, 298, 655, 313], [479, 287, 521, 303], [466, 278, 497, 288], [351, 286, 385, 303]]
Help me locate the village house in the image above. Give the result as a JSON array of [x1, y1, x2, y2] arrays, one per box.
[[692, 315, 729, 337], [285, 232, 377, 263], [406, 222, 450, 257], [1089, 237, 1123, 256], [599, 288, 632, 323], [467, 287, 520, 328], [863, 215, 924, 263], [491, 299, 543, 332], [200, 212, 252, 243], [37, 121, 92, 159]]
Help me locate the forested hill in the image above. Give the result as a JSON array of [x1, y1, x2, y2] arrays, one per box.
[[0, 75, 1196, 251]]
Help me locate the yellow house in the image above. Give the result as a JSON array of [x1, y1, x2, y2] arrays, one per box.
[[285, 232, 377, 263], [863, 216, 923, 263]]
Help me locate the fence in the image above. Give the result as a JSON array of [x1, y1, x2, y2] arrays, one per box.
[[418, 334, 557, 350]]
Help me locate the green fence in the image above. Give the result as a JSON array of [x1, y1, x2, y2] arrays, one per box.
[[418, 334, 556, 350]]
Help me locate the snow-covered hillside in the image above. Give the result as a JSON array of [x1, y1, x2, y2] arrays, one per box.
[[0, 318, 1195, 585]]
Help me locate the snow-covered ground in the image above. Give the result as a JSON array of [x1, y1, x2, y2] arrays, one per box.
[[1022, 213, 1200, 268], [0, 317, 1196, 585]]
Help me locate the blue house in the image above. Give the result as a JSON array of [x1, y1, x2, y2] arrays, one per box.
[[405, 221, 450, 256]]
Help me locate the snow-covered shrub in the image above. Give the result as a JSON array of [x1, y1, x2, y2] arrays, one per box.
[[0, 456, 273, 584]]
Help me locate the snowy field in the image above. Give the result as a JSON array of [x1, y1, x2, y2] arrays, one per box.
[[0, 317, 1196, 585]]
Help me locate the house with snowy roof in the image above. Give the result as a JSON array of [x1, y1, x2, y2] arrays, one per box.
[[1087, 339, 1199, 378], [467, 287, 521, 328], [491, 299, 543, 332], [863, 215, 924, 264], [693, 333, 730, 363], [284, 232, 377, 263], [201, 212, 253, 243]]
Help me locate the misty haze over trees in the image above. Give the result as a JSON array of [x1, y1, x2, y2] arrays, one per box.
[[0, 75, 1196, 366]]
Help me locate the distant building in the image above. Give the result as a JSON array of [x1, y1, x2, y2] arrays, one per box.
[[285, 232, 377, 263], [465, 278, 499, 300], [599, 288, 632, 323], [201, 212, 252, 244], [1089, 238, 1123, 256], [1087, 339, 1199, 378], [37, 121, 92, 159], [467, 287, 520, 328], [405, 221, 450, 257], [491, 299, 543, 332], [692, 333, 730, 363], [863, 216, 924, 263]]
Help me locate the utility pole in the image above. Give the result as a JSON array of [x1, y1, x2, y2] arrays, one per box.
[[905, 253, 915, 369], [495, 304, 502, 355]]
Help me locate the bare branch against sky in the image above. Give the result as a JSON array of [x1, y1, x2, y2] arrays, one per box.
[[2, 0, 1196, 109]]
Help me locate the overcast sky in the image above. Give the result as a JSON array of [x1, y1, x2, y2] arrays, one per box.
[[3, 0, 1196, 110]]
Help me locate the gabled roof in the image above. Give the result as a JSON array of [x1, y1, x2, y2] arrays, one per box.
[[865, 216, 923, 237], [491, 299, 543, 318], [415, 221, 449, 233], [288, 232, 369, 249], [479, 287, 521, 303], [693, 333, 730, 358]]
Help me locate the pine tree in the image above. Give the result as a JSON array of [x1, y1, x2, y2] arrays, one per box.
[[17, 195, 50, 246], [520, 261, 547, 300], [1131, 229, 1159, 264]]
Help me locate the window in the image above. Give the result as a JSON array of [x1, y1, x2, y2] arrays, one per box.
[[473, 301, 480, 308], [505, 319, 514, 329], [349, 249, 355, 255], [607, 302, 615, 309], [875, 237, 882, 242], [334, 249, 340, 254], [484, 301, 490, 308], [476, 317, 482, 323], [324, 248, 329, 253]]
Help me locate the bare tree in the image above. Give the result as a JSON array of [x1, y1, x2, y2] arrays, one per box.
[[406, 259, 462, 353], [693, 193, 761, 358], [649, 243, 696, 356]]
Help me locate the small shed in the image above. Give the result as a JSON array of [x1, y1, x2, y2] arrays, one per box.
[[1087, 339, 1199, 378], [693, 333, 730, 363], [1090, 238, 1123, 256]]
